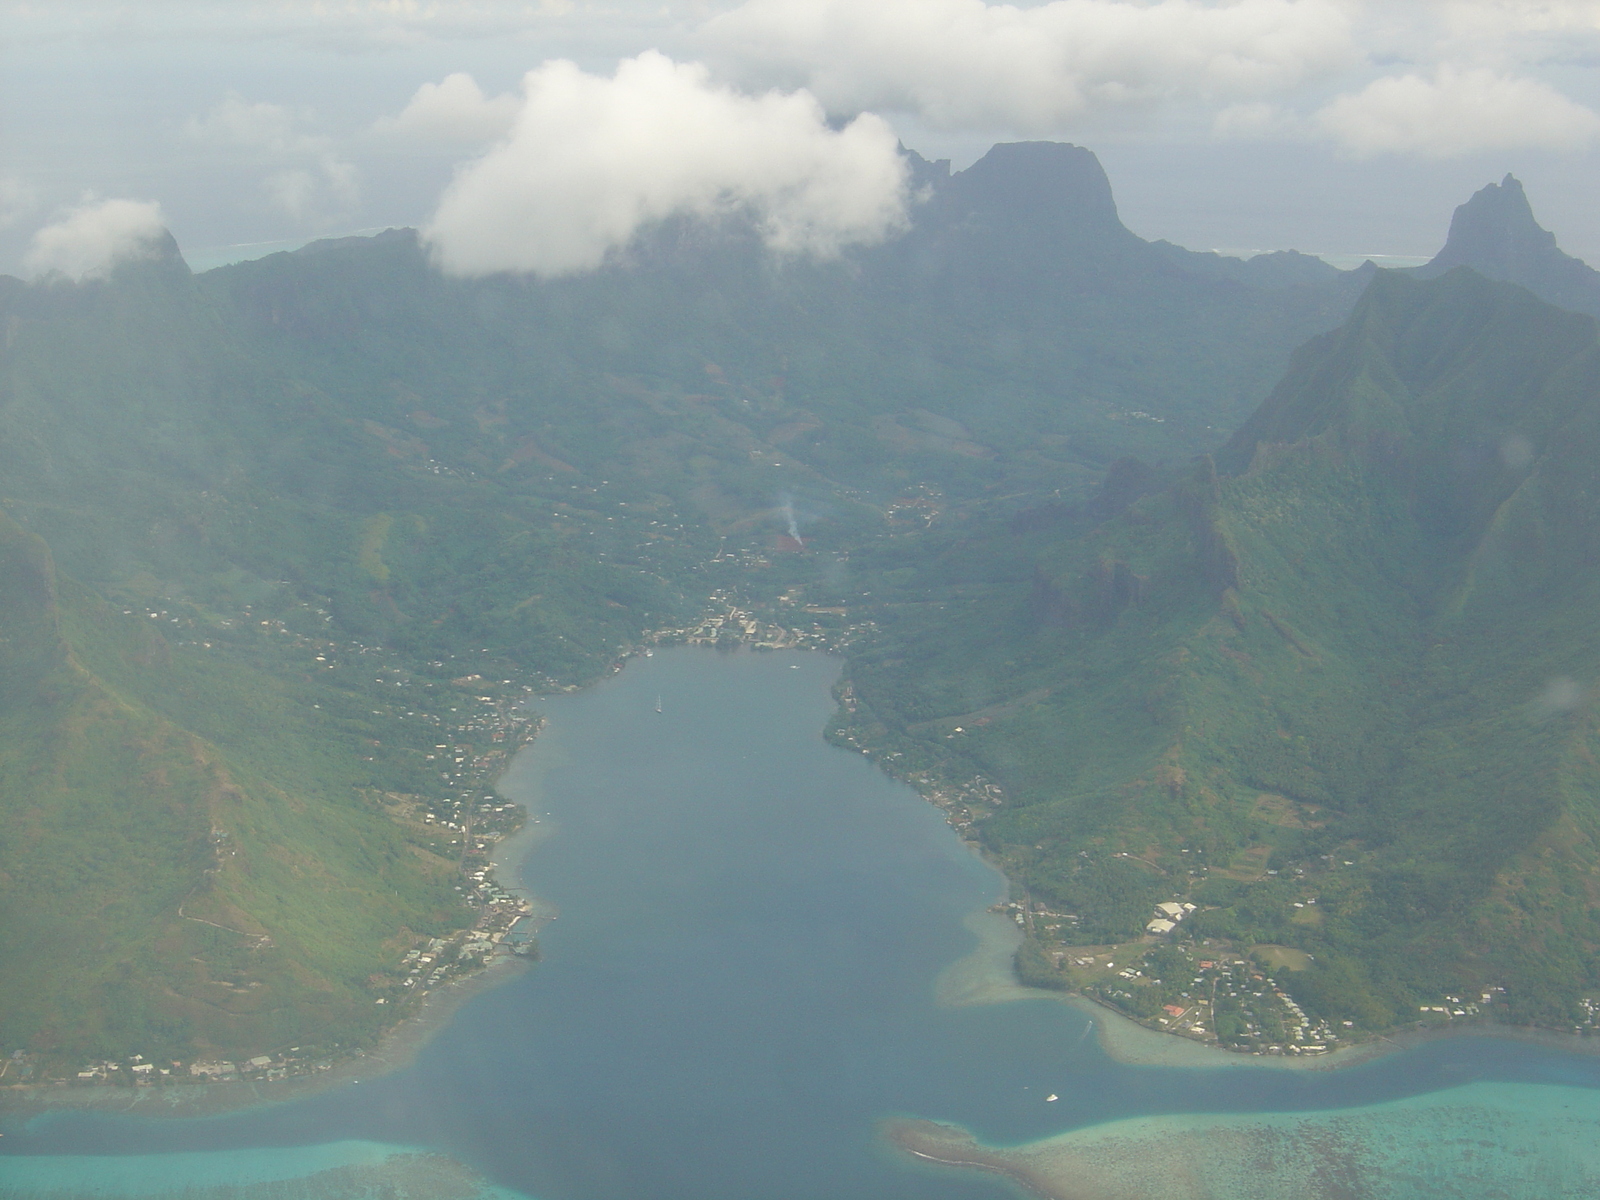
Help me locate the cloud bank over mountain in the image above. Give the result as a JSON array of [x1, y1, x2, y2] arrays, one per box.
[[422, 52, 908, 278], [8, 1, 1600, 274], [23, 198, 166, 281]]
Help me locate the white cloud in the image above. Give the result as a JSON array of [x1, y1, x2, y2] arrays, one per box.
[[1429, 0, 1600, 40], [423, 51, 909, 278], [704, 0, 1357, 132], [22, 198, 166, 281], [266, 169, 320, 218], [186, 93, 358, 219], [377, 73, 522, 144], [186, 93, 305, 155], [1317, 66, 1600, 156], [1212, 101, 1303, 139], [0, 177, 39, 230]]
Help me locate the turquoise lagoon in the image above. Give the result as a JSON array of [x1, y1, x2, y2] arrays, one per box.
[[0, 1141, 527, 1199], [5, 648, 1600, 1199]]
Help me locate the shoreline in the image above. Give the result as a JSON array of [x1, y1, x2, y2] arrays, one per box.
[[13, 642, 1600, 1127], [0, 717, 561, 1124], [860, 696, 1600, 1076], [0, 637, 707, 1123], [931, 865, 1600, 1075], [886, 1119, 1059, 1200], [935, 904, 1391, 1072], [0, 952, 534, 1124]]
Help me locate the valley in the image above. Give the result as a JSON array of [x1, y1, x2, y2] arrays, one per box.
[[4, 142, 1600, 1085]]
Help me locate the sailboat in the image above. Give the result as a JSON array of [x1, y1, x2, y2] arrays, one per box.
[[655, 694, 663, 714]]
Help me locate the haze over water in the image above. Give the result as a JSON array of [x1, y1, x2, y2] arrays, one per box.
[[6, 648, 1600, 1198]]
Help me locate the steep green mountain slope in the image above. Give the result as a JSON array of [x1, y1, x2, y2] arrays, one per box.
[[0, 246, 700, 1071], [843, 268, 1600, 1030], [0, 142, 1355, 633], [1, 145, 1581, 1067], [0, 513, 469, 1066], [202, 141, 1361, 513], [0, 138, 1362, 1067], [0, 239, 691, 680]]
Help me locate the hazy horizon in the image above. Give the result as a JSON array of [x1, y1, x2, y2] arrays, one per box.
[[5, 1, 1600, 279]]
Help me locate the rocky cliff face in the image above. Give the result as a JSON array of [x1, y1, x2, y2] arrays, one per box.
[[1417, 175, 1600, 319]]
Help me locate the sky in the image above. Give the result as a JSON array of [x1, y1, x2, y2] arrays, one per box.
[[3, 0, 1600, 278]]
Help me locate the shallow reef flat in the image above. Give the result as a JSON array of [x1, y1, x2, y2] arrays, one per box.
[[889, 1080, 1600, 1199], [1058, 994, 1390, 1072], [0, 1140, 530, 1200]]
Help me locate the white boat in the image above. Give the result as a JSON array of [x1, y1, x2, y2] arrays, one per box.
[[655, 694, 663, 713]]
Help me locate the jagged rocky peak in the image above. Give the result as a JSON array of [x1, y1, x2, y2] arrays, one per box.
[[82, 226, 192, 284], [139, 228, 195, 279], [1418, 174, 1600, 319], [1425, 174, 1560, 278], [937, 141, 1129, 239], [899, 144, 952, 193]]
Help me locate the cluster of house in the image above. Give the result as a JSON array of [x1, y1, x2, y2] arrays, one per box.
[[1145, 901, 1197, 935], [187, 1057, 265, 1079], [1421, 992, 1491, 1018], [666, 605, 823, 651], [72, 1051, 330, 1085], [74, 1056, 163, 1082], [648, 589, 881, 658]]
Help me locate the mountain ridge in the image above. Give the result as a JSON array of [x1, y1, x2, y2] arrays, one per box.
[[4, 148, 1600, 1068], [842, 266, 1600, 1032]]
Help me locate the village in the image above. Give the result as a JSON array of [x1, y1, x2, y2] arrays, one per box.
[[51, 602, 548, 1089], [643, 588, 879, 654], [54, 583, 847, 1089], [988, 893, 1526, 1056], [49, 570, 894, 1091], [55, 582, 1549, 1088], [994, 891, 1352, 1055], [798, 639, 1544, 1062]]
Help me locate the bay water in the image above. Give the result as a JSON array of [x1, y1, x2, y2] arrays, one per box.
[[5, 648, 1600, 1198]]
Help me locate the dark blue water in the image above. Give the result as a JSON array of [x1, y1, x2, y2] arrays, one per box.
[[7, 648, 1600, 1198]]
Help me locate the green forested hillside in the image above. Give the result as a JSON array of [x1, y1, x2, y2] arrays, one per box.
[[0, 513, 472, 1066], [5, 141, 1590, 1067], [843, 268, 1600, 1030], [0, 141, 1364, 1068], [200, 142, 1361, 511]]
